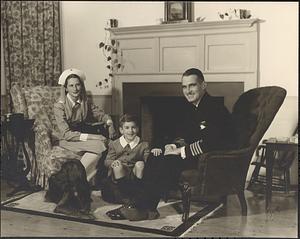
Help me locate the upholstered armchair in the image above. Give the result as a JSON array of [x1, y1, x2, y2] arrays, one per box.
[[179, 86, 287, 222], [10, 85, 82, 188]]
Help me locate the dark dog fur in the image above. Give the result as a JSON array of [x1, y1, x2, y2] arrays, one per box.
[[45, 159, 92, 216]]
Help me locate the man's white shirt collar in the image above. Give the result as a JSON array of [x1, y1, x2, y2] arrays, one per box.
[[67, 93, 82, 107], [193, 99, 201, 108], [119, 135, 140, 149]]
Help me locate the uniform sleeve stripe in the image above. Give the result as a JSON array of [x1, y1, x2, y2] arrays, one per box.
[[196, 141, 203, 154], [194, 141, 201, 155], [192, 143, 198, 155], [190, 144, 196, 156], [190, 141, 203, 157], [190, 144, 194, 156]]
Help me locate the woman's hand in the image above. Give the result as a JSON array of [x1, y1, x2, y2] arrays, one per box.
[[151, 148, 162, 157], [88, 134, 107, 142], [108, 125, 117, 139]]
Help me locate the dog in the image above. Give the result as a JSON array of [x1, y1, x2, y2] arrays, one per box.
[[45, 159, 93, 217]]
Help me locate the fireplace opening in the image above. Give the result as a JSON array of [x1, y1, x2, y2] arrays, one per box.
[[141, 96, 187, 147]]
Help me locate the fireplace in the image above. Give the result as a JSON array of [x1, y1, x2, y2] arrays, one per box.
[[111, 19, 258, 143], [123, 82, 244, 146]]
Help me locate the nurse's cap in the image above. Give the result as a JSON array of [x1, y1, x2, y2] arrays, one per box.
[[58, 68, 86, 85]]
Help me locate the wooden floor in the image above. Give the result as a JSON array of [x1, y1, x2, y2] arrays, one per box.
[[1, 179, 298, 237]]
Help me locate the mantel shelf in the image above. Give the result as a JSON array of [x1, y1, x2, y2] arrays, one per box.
[[107, 18, 260, 36]]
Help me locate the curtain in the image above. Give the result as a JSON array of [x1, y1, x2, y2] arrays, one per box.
[[1, 1, 62, 109]]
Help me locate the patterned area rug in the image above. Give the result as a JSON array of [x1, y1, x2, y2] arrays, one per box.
[[1, 190, 221, 236]]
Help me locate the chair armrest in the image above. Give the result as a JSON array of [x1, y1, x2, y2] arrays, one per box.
[[199, 146, 253, 164], [196, 146, 254, 197]]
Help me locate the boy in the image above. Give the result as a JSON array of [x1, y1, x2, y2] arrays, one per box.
[[102, 114, 150, 214]]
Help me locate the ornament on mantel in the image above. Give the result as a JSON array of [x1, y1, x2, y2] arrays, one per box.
[[218, 8, 251, 20]]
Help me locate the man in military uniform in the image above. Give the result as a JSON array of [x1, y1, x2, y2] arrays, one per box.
[[107, 68, 236, 221]]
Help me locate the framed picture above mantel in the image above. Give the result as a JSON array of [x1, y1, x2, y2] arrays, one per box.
[[164, 1, 194, 23]]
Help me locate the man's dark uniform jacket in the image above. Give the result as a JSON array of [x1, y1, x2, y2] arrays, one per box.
[[126, 91, 236, 212], [174, 91, 236, 158]]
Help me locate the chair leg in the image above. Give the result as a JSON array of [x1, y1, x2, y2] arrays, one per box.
[[284, 169, 290, 193], [247, 164, 262, 190], [237, 190, 247, 216], [180, 182, 191, 223]]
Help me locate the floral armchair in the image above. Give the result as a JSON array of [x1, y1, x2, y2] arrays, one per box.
[[10, 84, 82, 189]]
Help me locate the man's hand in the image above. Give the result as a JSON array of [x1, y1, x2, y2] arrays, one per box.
[[151, 148, 162, 156], [164, 144, 181, 156]]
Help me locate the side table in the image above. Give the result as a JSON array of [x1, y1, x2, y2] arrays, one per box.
[[264, 139, 298, 211], [1, 113, 39, 196]]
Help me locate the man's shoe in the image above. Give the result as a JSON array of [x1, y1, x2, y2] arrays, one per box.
[[120, 207, 160, 221], [120, 207, 148, 221], [106, 205, 128, 220], [106, 203, 138, 220]]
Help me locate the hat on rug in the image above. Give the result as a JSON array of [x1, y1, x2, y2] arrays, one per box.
[[58, 68, 86, 86]]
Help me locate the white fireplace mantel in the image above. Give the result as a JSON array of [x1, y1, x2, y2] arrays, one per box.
[[108, 18, 260, 37], [108, 19, 260, 115]]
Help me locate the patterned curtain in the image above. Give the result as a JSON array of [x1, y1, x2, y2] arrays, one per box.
[[1, 1, 61, 109]]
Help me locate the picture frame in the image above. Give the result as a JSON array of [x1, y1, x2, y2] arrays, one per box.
[[164, 1, 193, 23]]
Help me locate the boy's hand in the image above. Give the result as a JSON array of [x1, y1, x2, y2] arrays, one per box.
[[111, 160, 121, 168], [151, 148, 162, 156]]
